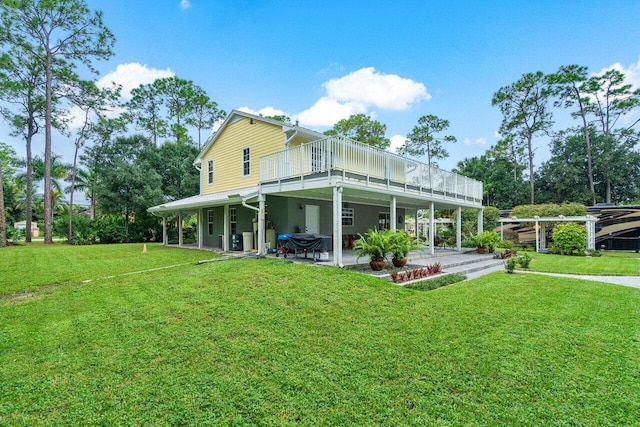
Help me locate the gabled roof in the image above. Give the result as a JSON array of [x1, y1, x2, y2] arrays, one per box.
[[193, 109, 326, 167]]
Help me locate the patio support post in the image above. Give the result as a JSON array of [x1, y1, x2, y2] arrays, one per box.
[[162, 216, 167, 246], [500, 220, 504, 241], [390, 196, 397, 232], [178, 210, 183, 247], [535, 219, 540, 253], [456, 206, 462, 252], [587, 217, 596, 250], [223, 204, 230, 252], [258, 194, 266, 256], [540, 224, 546, 250], [429, 202, 435, 255], [477, 209, 484, 234], [414, 209, 419, 239], [333, 186, 343, 267], [197, 208, 203, 249]]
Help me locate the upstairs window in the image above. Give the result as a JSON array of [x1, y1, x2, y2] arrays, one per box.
[[242, 147, 251, 176], [207, 160, 214, 184]]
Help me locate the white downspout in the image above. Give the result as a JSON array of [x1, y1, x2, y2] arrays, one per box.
[[241, 195, 265, 256]]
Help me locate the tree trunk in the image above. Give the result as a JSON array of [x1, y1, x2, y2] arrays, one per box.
[[68, 143, 80, 243], [606, 180, 612, 204], [575, 86, 596, 205], [43, 52, 53, 244], [527, 135, 535, 205], [25, 133, 33, 242], [0, 157, 6, 247]]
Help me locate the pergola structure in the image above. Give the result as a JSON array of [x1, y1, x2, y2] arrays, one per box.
[[499, 216, 598, 252]]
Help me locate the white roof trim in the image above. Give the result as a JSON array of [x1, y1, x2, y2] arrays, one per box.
[[193, 109, 325, 167], [148, 186, 259, 214]]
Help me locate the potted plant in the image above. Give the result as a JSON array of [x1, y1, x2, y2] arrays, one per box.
[[352, 229, 390, 271], [388, 230, 422, 267], [472, 231, 500, 254]]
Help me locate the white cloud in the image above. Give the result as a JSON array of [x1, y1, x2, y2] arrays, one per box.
[[594, 56, 640, 89], [96, 62, 175, 100], [463, 137, 487, 146], [388, 134, 407, 153], [475, 137, 487, 146], [180, 0, 191, 9], [296, 67, 429, 128], [463, 137, 471, 145], [296, 97, 367, 127], [493, 130, 501, 138], [325, 67, 430, 110], [237, 106, 290, 118]]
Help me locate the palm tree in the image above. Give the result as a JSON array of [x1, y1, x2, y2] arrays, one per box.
[[18, 153, 70, 221], [65, 168, 97, 219]]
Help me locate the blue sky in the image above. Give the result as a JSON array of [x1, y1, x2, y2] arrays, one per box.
[[4, 0, 640, 171]]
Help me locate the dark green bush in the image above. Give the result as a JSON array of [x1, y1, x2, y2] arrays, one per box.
[[95, 215, 128, 244], [53, 215, 97, 244]]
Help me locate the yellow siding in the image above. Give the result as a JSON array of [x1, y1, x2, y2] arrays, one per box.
[[200, 118, 285, 194]]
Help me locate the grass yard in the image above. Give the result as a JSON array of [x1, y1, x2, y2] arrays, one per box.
[[1, 245, 639, 425], [522, 250, 640, 275], [0, 243, 213, 295]]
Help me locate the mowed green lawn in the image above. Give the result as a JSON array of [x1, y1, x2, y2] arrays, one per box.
[[1, 245, 639, 425], [523, 250, 640, 275]]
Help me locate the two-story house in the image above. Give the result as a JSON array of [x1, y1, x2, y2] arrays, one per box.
[[148, 110, 484, 266]]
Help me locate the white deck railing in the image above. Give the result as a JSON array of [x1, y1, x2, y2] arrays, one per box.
[[259, 136, 483, 203]]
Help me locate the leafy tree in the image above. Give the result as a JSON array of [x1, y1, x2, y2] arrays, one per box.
[[399, 114, 456, 174], [64, 79, 120, 241], [536, 129, 594, 205], [0, 0, 115, 243], [95, 135, 164, 236], [18, 153, 70, 221], [547, 65, 597, 204], [187, 93, 226, 150], [0, 142, 18, 246], [151, 142, 200, 201], [267, 114, 291, 123], [0, 41, 46, 242], [325, 113, 390, 149], [127, 81, 167, 146], [551, 222, 587, 255], [581, 69, 640, 203], [492, 71, 553, 205]]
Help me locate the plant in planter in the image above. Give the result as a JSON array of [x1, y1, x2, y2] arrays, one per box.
[[352, 229, 391, 271], [472, 231, 500, 254], [388, 230, 422, 267]]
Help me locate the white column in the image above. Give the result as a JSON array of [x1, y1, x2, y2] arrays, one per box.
[[456, 206, 462, 252], [178, 210, 183, 247], [535, 220, 540, 252], [500, 220, 504, 241], [540, 224, 546, 249], [429, 202, 435, 255], [333, 186, 343, 267], [390, 196, 397, 232], [223, 205, 230, 252], [587, 218, 596, 250], [477, 209, 484, 234], [257, 194, 266, 256], [162, 216, 167, 246], [197, 208, 203, 249], [415, 209, 419, 239]]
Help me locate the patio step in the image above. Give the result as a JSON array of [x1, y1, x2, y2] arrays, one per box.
[[443, 258, 505, 276]]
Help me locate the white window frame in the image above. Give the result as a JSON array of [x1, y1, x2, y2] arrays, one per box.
[[242, 147, 251, 177], [230, 207, 237, 235], [207, 210, 214, 235], [207, 160, 214, 184], [342, 207, 354, 227]]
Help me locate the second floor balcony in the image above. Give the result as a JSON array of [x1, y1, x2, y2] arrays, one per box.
[[259, 136, 483, 206]]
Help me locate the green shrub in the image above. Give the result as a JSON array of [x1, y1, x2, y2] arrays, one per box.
[[53, 215, 97, 244], [518, 252, 532, 268], [95, 215, 128, 244], [461, 237, 476, 248], [497, 239, 513, 249], [551, 223, 587, 255], [403, 273, 466, 290], [505, 257, 518, 273]]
